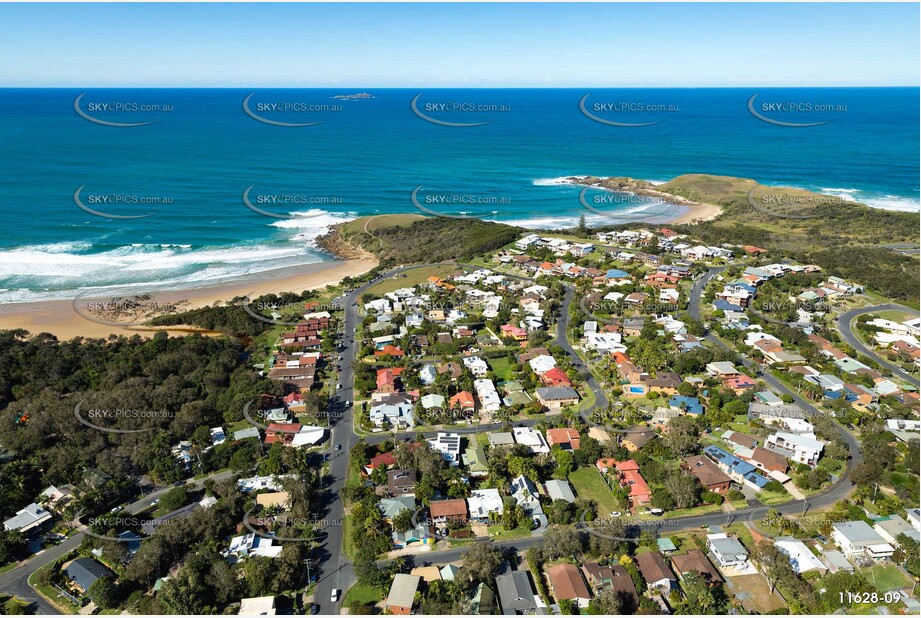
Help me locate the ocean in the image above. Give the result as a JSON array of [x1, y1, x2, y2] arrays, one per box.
[[0, 87, 917, 302]]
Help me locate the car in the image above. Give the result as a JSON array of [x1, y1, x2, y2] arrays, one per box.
[[330, 589, 340, 603], [310, 604, 320, 615], [336, 383, 342, 390], [335, 443, 342, 451], [109, 506, 123, 513], [609, 511, 622, 517], [152, 498, 160, 505], [344, 401, 351, 407]]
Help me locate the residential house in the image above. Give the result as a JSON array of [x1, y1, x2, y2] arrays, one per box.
[[3, 503, 53, 535], [765, 432, 824, 467], [581, 563, 638, 609], [611, 460, 652, 507], [387, 469, 417, 495], [386, 574, 421, 615], [546, 428, 581, 450], [774, 537, 827, 574], [873, 515, 920, 546], [463, 446, 489, 478], [495, 570, 543, 615], [635, 551, 678, 593], [621, 428, 656, 452], [226, 533, 283, 559], [430, 499, 468, 527], [706, 533, 749, 570], [467, 489, 503, 522], [546, 563, 592, 609], [831, 521, 894, 561], [670, 549, 723, 583], [513, 427, 550, 454], [449, 391, 476, 414], [64, 557, 114, 594], [545, 479, 576, 503], [683, 455, 732, 494]]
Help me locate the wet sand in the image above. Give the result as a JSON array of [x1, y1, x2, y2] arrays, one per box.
[[0, 258, 378, 340]]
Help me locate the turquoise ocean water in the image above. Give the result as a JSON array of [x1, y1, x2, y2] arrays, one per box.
[[0, 87, 917, 302]]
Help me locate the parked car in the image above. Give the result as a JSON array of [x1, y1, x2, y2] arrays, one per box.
[[330, 589, 340, 603]]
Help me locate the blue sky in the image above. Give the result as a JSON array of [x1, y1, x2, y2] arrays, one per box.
[[0, 2, 918, 87]]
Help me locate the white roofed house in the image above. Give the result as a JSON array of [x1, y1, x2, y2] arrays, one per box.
[[428, 432, 462, 466], [512, 426, 550, 454], [420, 393, 446, 414], [462, 356, 490, 377], [706, 533, 749, 570], [3, 503, 53, 535], [765, 431, 824, 467], [466, 488, 503, 522], [369, 400, 416, 429], [528, 354, 557, 375], [418, 364, 438, 385], [831, 521, 894, 561], [225, 533, 283, 560], [873, 515, 921, 546], [473, 379, 502, 413], [774, 537, 826, 574]]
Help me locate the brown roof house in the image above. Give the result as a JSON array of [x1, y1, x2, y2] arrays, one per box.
[[683, 455, 733, 494], [429, 499, 468, 526], [635, 551, 678, 593], [547, 563, 592, 609], [546, 428, 581, 451], [387, 469, 417, 496], [749, 447, 788, 473], [581, 563, 638, 611], [670, 549, 723, 584]]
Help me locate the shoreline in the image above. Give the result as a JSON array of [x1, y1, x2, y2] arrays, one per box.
[[565, 175, 723, 224], [0, 257, 379, 341]]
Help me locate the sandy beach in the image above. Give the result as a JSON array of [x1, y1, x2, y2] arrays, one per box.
[[564, 176, 723, 225], [0, 257, 378, 340]]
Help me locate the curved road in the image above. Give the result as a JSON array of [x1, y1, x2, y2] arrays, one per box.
[[837, 303, 919, 387], [0, 470, 236, 614]]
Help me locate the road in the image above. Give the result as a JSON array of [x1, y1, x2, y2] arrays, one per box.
[[687, 263, 862, 490], [836, 303, 919, 387], [0, 470, 235, 614]]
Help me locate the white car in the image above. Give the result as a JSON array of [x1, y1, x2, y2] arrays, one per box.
[[330, 589, 340, 603], [609, 511, 622, 517]]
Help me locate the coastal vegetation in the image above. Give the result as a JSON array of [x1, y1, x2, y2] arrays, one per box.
[[658, 174, 920, 301], [328, 215, 521, 266]]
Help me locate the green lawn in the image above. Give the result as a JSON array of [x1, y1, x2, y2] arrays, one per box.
[[490, 357, 512, 381], [28, 563, 81, 614], [568, 467, 621, 514], [866, 564, 912, 592], [637, 503, 722, 520], [757, 489, 792, 506], [487, 525, 535, 541], [362, 264, 459, 297], [343, 582, 385, 607]]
